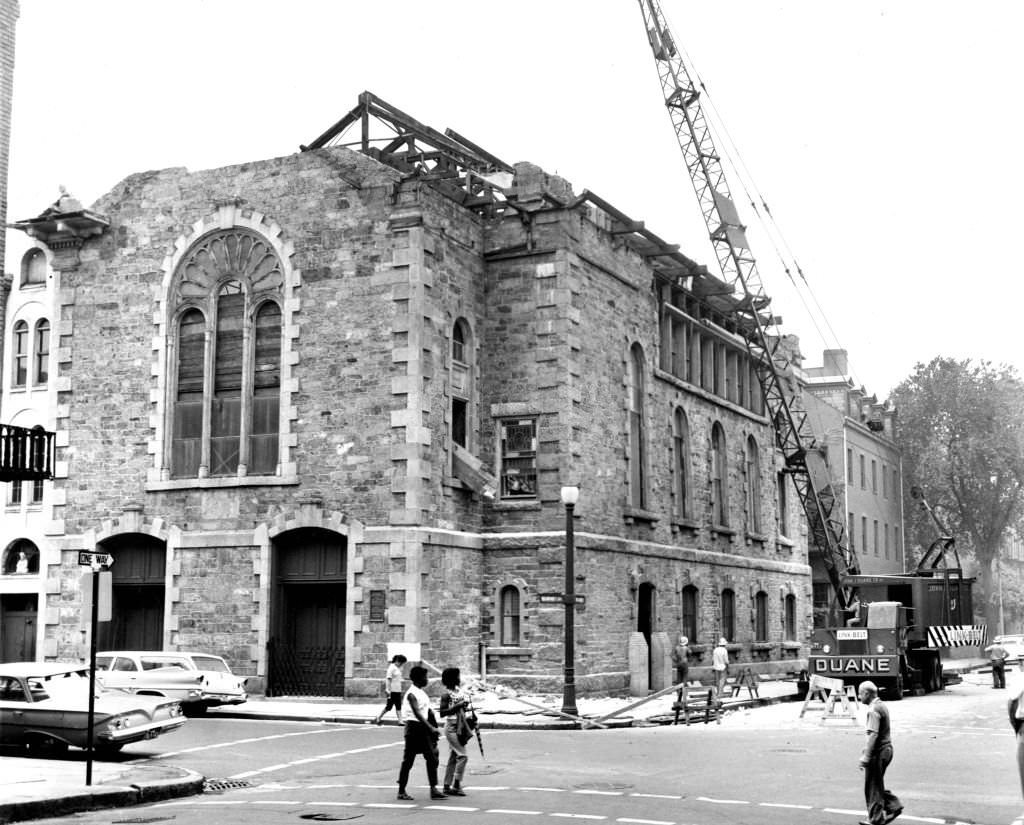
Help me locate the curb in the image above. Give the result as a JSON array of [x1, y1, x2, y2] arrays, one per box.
[[0, 769, 205, 825]]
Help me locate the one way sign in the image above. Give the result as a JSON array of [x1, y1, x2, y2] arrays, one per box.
[[78, 551, 114, 568]]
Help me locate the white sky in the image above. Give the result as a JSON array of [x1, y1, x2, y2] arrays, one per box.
[[6, 1, 1022, 398]]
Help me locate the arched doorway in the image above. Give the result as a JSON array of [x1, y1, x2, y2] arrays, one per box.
[[638, 582, 656, 684], [268, 527, 346, 696], [95, 534, 166, 650]]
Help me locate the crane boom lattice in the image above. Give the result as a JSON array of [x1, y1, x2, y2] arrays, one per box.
[[636, 0, 858, 609]]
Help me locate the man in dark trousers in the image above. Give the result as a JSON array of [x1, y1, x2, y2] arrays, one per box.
[[985, 640, 1009, 689], [858, 680, 903, 825], [396, 665, 446, 801]]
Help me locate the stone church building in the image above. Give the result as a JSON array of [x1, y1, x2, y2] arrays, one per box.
[[2, 93, 810, 695]]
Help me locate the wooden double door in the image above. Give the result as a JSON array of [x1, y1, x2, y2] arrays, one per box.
[[268, 528, 347, 697]]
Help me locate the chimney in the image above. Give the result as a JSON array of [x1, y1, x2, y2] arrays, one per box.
[[822, 348, 848, 377]]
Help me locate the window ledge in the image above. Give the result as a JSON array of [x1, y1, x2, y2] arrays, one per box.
[[782, 641, 803, 650], [775, 535, 795, 548], [746, 531, 769, 543], [491, 499, 542, 511], [711, 525, 736, 537], [485, 646, 532, 657], [623, 505, 659, 525], [751, 642, 776, 651], [687, 644, 707, 654], [147, 475, 299, 492], [671, 517, 699, 532], [725, 643, 744, 653]]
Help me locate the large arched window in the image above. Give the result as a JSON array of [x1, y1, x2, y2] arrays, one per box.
[[710, 422, 728, 526], [628, 344, 647, 508], [12, 320, 28, 388], [755, 590, 768, 641], [673, 407, 691, 521], [500, 585, 521, 646], [168, 229, 283, 479], [3, 539, 39, 575], [746, 435, 762, 533], [721, 588, 735, 642]]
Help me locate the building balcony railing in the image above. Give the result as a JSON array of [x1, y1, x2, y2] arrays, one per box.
[[0, 424, 55, 482]]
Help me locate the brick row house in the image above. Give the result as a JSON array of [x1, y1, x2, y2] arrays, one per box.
[[0, 94, 810, 695]]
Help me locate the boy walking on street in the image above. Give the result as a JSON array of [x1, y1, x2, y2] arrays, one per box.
[[374, 654, 407, 724], [396, 665, 446, 801], [858, 680, 902, 825]]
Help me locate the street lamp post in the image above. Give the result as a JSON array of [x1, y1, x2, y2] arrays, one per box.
[[560, 485, 580, 718]]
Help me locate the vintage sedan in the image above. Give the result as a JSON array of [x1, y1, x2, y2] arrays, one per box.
[[0, 662, 186, 756], [96, 650, 247, 716]]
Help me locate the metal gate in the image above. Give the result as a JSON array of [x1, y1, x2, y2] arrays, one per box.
[[266, 638, 345, 697]]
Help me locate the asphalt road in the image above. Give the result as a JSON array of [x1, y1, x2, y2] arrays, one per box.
[[22, 668, 1024, 825]]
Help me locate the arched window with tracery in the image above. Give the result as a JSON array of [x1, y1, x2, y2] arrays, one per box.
[[168, 229, 283, 479]]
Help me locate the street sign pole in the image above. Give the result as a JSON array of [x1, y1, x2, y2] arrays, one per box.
[[85, 563, 100, 786]]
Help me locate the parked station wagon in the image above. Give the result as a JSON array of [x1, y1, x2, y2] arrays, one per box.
[[96, 651, 247, 716], [0, 662, 186, 756]]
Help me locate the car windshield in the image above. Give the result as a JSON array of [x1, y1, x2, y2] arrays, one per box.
[[190, 656, 231, 673]]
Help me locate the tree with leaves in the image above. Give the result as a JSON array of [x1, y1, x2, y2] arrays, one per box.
[[891, 357, 1024, 632]]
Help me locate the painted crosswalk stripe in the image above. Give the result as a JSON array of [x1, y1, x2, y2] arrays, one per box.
[[575, 790, 624, 796], [551, 814, 606, 820], [696, 796, 750, 804], [521, 786, 566, 792], [758, 802, 814, 810], [616, 818, 675, 825], [824, 808, 866, 816], [485, 809, 543, 815], [365, 803, 416, 809], [630, 793, 681, 800], [424, 806, 479, 812]]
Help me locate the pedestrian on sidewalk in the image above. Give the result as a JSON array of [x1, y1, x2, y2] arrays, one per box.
[[439, 666, 471, 797], [857, 680, 902, 825], [374, 654, 407, 725], [711, 637, 730, 700], [985, 641, 1009, 689], [671, 635, 690, 707], [396, 665, 446, 802]]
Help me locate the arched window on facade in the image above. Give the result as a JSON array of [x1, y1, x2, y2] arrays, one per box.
[[673, 407, 691, 521], [21, 249, 46, 286], [784, 593, 797, 640], [711, 422, 728, 527], [3, 539, 39, 575], [755, 590, 768, 641], [721, 587, 735, 642], [450, 318, 472, 454], [746, 435, 762, 534], [499, 585, 521, 646], [682, 584, 698, 642], [12, 320, 28, 388], [167, 229, 283, 480], [33, 320, 50, 386], [628, 343, 647, 509]]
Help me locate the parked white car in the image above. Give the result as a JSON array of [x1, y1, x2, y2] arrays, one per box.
[[0, 662, 186, 756], [96, 651, 247, 716]]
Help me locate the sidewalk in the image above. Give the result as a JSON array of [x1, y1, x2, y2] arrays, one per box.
[[0, 663, 995, 824]]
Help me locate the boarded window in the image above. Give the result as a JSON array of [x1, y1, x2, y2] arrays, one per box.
[[171, 309, 205, 478], [784, 594, 797, 640], [682, 584, 698, 642], [721, 588, 735, 642], [250, 302, 281, 474], [755, 591, 768, 641]]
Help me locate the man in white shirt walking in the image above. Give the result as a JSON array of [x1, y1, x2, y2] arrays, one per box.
[[396, 665, 446, 801]]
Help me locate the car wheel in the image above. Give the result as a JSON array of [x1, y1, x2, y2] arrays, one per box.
[[27, 734, 69, 757], [182, 703, 208, 717]]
